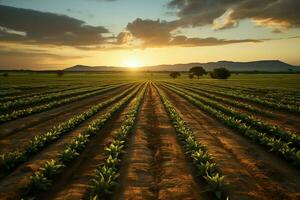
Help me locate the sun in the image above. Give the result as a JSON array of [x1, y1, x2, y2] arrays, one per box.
[[124, 58, 142, 68]]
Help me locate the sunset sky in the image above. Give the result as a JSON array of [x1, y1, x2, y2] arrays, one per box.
[[0, 0, 300, 70]]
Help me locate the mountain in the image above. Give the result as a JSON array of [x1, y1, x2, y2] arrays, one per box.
[[63, 65, 127, 71], [64, 60, 300, 72]]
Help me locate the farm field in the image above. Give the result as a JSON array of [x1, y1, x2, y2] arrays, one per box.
[[0, 72, 300, 200]]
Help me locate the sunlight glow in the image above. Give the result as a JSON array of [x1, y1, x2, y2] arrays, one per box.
[[124, 57, 143, 68]]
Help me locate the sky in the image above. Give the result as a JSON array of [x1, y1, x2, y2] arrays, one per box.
[[0, 0, 300, 70]]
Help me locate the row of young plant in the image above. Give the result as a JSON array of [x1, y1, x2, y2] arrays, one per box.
[[186, 84, 299, 105], [88, 84, 147, 200], [0, 83, 121, 112], [0, 84, 127, 123], [165, 84, 300, 149], [162, 84, 300, 167], [188, 82, 300, 105], [168, 82, 275, 118], [0, 85, 90, 104], [197, 83, 299, 104], [154, 84, 229, 200], [0, 89, 20, 98], [0, 84, 139, 172], [187, 83, 300, 114], [20, 84, 145, 199]]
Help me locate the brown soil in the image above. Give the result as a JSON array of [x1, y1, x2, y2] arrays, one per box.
[[113, 84, 208, 200], [0, 84, 134, 155], [180, 84, 300, 135], [0, 86, 138, 200], [0, 84, 131, 139], [34, 87, 141, 200], [160, 85, 300, 200], [184, 86, 300, 134]]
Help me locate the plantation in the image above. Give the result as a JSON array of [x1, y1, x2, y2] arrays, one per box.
[[0, 72, 299, 200]]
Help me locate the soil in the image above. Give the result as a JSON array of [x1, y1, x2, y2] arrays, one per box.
[[0, 84, 131, 139], [0, 82, 299, 200], [160, 84, 300, 200], [113, 84, 209, 200], [35, 93, 138, 200], [0, 84, 133, 154], [183, 86, 300, 134], [0, 85, 138, 200]]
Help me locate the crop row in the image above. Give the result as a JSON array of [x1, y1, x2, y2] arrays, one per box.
[[169, 82, 275, 118], [0, 85, 91, 104], [88, 83, 147, 199], [163, 84, 300, 167], [0, 84, 138, 172], [186, 83, 300, 114], [0, 83, 120, 112], [155, 84, 229, 200], [186, 82, 296, 103], [0, 83, 127, 123], [165, 83, 300, 149], [189, 82, 300, 103], [168, 81, 300, 108], [20, 83, 146, 199]]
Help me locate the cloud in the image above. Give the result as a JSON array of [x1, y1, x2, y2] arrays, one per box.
[[0, 48, 84, 69], [167, 0, 300, 30], [0, 5, 110, 47], [170, 35, 261, 47], [122, 18, 261, 48], [126, 18, 178, 46]]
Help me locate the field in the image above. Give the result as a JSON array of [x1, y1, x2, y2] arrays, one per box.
[[0, 72, 300, 200]]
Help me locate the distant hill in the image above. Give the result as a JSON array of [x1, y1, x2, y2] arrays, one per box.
[[64, 60, 300, 72], [63, 65, 127, 71]]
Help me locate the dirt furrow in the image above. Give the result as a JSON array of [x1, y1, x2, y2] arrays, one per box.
[[160, 85, 300, 200], [0, 84, 133, 154], [0, 87, 138, 199], [35, 88, 141, 200], [182, 84, 300, 130], [113, 84, 208, 200], [180, 86, 300, 134]]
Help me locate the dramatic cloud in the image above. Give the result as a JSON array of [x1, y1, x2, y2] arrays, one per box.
[[126, 18, 178, 46], [0, 5, 110, 47], [123, 18, 261, 48], [168, 0, 300, 30]]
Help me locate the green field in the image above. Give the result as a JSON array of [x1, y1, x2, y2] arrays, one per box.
[[0, 72, 299, 200]]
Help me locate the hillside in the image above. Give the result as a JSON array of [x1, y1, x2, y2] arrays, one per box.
[[64, 60, 300, 72]]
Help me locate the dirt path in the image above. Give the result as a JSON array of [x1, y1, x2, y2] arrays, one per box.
[[0, 84, 134, 154], [113, 84, 208, 200], [0, 88, 138, 200], [160, 85, 300, 200]]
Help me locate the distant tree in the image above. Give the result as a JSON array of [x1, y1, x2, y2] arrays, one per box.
[[288, 68, 293, 72], [3, 73, 8, 77], [57, 71, 64, 77], [188, 73, 194, 79], [169, 71, 181, 79], [189, 66, 206, 79], [210, 68, 231, 79]]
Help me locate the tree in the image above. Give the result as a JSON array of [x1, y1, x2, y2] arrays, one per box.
[[169, 71, 181, 79], [188, 73, 194, 79], [210, 68, 231, 79], [189, 66, 206, 79], [3, 73, 8, 77]]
